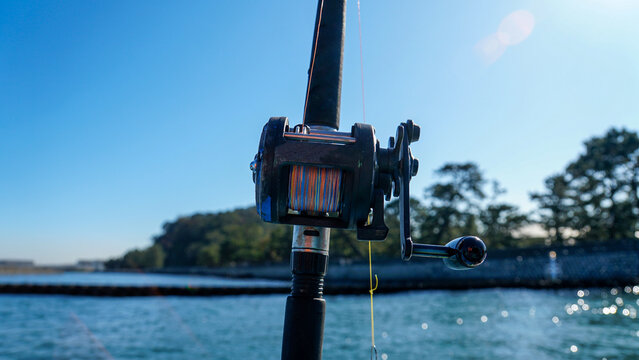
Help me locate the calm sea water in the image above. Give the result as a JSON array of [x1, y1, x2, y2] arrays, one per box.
[[1, 273, 638, 359], [0, 272, 288, 287]]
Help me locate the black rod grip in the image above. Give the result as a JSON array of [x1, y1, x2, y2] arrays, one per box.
[[281, 296, 326, 360], [282, 251, 328, 359]]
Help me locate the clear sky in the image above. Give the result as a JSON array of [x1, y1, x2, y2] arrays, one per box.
[[1, 1, 637, 264]]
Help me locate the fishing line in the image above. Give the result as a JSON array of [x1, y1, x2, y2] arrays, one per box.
[[357, 2, 378, 358], [368, 241, 379, 360], [288, 165, 342, 213], [69, 312, 115, 360], [357, 0, 367, 124], [302, 0, 326, 126]]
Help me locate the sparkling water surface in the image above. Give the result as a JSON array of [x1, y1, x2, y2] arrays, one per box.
[[1, 274, 638, 359]]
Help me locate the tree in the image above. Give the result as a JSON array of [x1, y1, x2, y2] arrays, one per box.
[[419, 162, 486, 245], [566, 128, 639, 240], [119, 244, 165, 269], [478, 203, 528, 248], [530, 174, 574, 245]]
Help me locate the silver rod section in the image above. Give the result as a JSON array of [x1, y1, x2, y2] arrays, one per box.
[[292, 226, 330, 255]]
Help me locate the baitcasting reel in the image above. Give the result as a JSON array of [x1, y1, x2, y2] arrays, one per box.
[[250, 117, 486, 269]]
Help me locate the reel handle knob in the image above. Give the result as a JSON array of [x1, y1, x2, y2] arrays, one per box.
[[442, 236, 487, 270], [410, 236, 487, 270]]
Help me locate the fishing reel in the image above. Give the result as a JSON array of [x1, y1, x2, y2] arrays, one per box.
[[250, 117, 486, 269]]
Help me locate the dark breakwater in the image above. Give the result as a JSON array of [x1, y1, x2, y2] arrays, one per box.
[[197, 239, 639, 291], [0, 240, 637, 296]]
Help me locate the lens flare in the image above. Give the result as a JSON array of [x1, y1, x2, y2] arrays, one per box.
[[475, 10, 535, 64], [497, 10, 535, 46]]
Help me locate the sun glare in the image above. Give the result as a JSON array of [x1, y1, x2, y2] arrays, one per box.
[[475, 10, 535, 64]]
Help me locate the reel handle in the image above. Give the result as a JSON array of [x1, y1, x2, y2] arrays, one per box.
[[392, 120, 487, 269], [397, 121, 420, 260]]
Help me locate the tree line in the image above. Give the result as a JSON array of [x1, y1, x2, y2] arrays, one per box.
[[106, 127, 639, 269]]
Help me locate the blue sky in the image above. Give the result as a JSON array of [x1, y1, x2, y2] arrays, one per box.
[[1, 1, 637, 264]]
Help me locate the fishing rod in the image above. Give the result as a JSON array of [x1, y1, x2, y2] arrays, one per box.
[[250, 1, 487, 359]]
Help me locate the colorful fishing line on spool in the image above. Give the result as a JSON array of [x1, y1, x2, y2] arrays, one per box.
[[288, 165, 342, 213]]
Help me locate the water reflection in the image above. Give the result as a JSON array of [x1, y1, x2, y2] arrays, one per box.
[[2, 287, 639, 359], [326, 287, 639, 359]]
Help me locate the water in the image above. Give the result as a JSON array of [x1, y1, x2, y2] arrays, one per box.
[[1, 274, 638, 359], [0, 272, 287, 287]]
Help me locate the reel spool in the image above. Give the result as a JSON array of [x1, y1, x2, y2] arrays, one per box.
[[250, 117, 486, 268]]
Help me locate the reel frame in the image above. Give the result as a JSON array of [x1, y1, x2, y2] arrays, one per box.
[[251, 117, 487, 268]]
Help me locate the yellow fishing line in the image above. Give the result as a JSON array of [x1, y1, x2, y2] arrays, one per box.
[[368, 241, 378, 351]]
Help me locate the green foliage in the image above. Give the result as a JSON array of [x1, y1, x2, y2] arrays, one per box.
[[151, 208, 292, 268], [478, 203, 528, 248], [416, 162, 527, 249], [567, 128, 639, 240], [419, 162, 487, 245], [530, 174, 573, 245], [106, 127, 639, 269], [115, 244, 165, 269], [532, 127, 639, 243]]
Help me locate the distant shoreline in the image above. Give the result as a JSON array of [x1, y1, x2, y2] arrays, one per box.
[[2, 239, 637, 296], [0, 267, 62, 275], [149, 239, 639, 291]]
